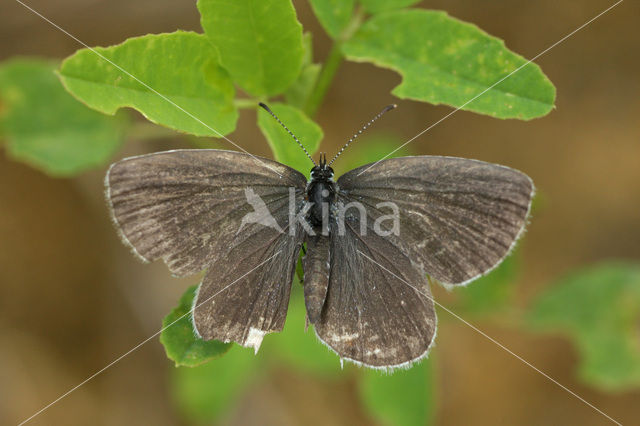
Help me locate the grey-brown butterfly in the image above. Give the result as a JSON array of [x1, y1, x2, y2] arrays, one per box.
[[105, 104, 533, 370]]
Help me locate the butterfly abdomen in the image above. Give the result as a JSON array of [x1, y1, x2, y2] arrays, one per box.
[[302, 234, 331, 324]]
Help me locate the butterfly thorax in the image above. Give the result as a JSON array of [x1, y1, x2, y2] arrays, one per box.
[[306, 165, 336, 230]]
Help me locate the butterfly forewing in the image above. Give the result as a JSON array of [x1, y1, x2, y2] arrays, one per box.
[[337, 156, 533, 285], [106, 149, 306, 275], [106, 149, 307, 348]]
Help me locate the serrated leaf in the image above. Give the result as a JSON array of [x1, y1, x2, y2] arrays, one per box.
[[309, 0, 355, 39], [257, 103, 322, 172], [343, 10, 556, 120], [527, 263, 640, 391], [199, 0, 304, 97], [454, 252, 519, 315], [172, 345, 259, 423], [359, 357, 436, 426], [58, 31, 238, 137], [0, 58, 127, 176], [160, 285, 232, 367], [359, 0, 421, 15]]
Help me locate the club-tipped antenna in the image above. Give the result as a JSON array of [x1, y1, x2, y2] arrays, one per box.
[[328, 104, 397, 166], [259, 102, 316, 166]]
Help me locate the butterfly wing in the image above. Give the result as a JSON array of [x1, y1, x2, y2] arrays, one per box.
[[193, 216, 303, 351], [314, 218, 437, 368], [106, 149, 306, 349], [336, 156, 533, 285]]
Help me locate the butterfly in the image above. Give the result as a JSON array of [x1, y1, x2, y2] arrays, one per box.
[[105, 104, 533, 370]]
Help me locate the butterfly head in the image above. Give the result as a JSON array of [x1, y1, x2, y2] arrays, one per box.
[[310, 153, 334, 181]]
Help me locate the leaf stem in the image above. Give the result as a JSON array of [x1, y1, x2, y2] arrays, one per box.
[[234, 98, 260, 109], [304, 42, 343, 117], [304, 6, 365, 117]]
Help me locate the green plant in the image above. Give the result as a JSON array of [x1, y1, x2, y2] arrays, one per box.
[[0, 1, 553, 424], [527, 263, 640, 392], [0, 59, 128, 175], [0, 0, 555, 177], [7, 1, 635, 425]]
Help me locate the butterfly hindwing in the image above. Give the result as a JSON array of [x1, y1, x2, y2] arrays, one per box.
[[337, 156, 533, 285], [193, 216, 303, 351], [314, 218, 437, 368]]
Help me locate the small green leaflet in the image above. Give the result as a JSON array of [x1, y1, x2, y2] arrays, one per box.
[[257, 103, 323, 172], [527, 262, 640, 391], [343, 10, 556, 120], [59, 31, 238, 137], [199, 0, 304, 97], [160, 285, 232, 367], [0, 59, 127, 176], [309, 0, 355, 39]]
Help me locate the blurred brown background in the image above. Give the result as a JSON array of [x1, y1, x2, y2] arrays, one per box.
[[1, 0, 639, 424]]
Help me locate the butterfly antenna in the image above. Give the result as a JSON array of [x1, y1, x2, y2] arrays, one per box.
[[328, 104, 397, 166], [259, 102, 317, 166]]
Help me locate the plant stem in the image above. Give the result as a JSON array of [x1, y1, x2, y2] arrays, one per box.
[[303, 6, 365, 117], [234, 98, 260, 109], [304, 42, 343, 117]]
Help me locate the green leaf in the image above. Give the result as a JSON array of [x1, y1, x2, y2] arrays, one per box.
[[172, 345, 260, 423], [0, 58, 127, 176], [527, 262, 640, 391], [309, 0, 355, 39], [285, 64, 321, 111], [160, 285, 232, 367], [359, 357, 436, 426], [343, 10, 556, 120], [199, 0, 304, 97], [257, 102, 322, 171], [58, 31, 238, 137], [454, 252, 519, 315], [261, 281, 343, 375], [359, 0, 421, 15], [285, 33, 321, 109]]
